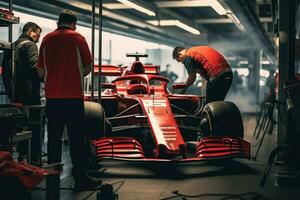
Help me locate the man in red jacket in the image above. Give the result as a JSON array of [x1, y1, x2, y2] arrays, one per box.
[[37, 10, 100, 189], [173, 46, 233, 103]]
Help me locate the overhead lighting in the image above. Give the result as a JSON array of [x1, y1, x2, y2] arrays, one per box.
[[176, 21, 201, 35], [227, 12, 246, 32], [239, 60, 248, 65], [209, 0, 227, 15], [261, 60, 271, 65], [147, 20, 200, 35], [116, 0, 156, 16], [226, 56, 236, 61], [259, 80, 266, 86], [103, 10, 162, 33], [103, 10, 147, 28], [236, 68, 249, 77], [260, 69, 270, 78], [195, 18, 233, 24]]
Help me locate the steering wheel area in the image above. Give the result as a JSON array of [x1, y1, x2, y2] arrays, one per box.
[[127, 84, 148, 95]]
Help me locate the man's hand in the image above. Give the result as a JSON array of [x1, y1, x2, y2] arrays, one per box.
[[38, 68, 45, 78], [185, 73, 196, 87]]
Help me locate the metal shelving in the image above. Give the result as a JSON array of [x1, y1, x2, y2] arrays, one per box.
[[0, 40, 14, 50], [0, 1, 19, 101], [0, 16, 19, 26]]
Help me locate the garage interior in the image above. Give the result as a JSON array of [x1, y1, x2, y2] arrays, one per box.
[[0, 0, 300, 199]]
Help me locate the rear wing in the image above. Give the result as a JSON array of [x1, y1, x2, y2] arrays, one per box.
[[94, 65, 122, 76], [94, 64, 160, 76], [121, 64, 160, 75]]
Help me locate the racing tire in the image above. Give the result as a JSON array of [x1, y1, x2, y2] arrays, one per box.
[[84, 101, 105, 140], [200, 101, 244, 138]]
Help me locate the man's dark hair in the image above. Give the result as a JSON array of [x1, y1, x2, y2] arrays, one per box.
[[58, 10, 77, 25], [22, 22, 42, 34], [172, 46, 185, 59]]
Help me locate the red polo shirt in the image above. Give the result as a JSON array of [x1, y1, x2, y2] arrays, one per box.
[[37, 27, 92, 98], [184, 46, 231, 80]]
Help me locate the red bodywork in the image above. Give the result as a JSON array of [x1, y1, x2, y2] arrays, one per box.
[[86, 61, 250, 162], [0, 151, 49, 189]]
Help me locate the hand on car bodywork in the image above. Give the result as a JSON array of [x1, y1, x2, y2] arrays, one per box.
[[185, 72, 196, 87], [180, 72, 196, 94]]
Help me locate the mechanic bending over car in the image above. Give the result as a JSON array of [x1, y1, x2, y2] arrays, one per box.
[[37, 10, 101, 190], [173, 46, 233, 103]]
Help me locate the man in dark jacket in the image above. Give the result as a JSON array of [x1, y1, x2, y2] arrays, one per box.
[[2, 22, 42, 104], [15, 22, 42, 105], [2, 22, 42, 164]]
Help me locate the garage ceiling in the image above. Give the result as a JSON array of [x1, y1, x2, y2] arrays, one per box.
[[0, 0, 276, 62]]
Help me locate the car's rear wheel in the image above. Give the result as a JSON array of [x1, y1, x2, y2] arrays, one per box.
[[200, 101, 244, 138], [84, 101, 105, 140]]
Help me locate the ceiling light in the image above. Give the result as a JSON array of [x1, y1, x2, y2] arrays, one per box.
[[236, 68, 249, 76], [259, 80, 266, 86], [239, 60, 248, 65], [227, 12, 246, 32], [116, 0, 156, 16], [209, 0, 227, 15], [260, 69, 270, 78], [176, 20, 200, 35], [261, 60, 271, 65], [147, 20, 200, 35]]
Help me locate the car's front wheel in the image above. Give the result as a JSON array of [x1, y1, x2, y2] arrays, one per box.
[[84, 101, 105, 140], [200, 101, 244, 138]]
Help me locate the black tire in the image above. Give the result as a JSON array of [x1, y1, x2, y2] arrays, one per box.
[[84, 101, 105, 140], [201, 101, 244, 138]]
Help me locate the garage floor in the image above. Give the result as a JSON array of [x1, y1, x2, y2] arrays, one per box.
[[31, 114, 300, 200]]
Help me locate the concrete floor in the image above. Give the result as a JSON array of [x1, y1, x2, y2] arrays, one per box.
[[31, 114, 300, 200]]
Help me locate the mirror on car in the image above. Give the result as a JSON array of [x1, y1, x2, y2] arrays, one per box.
[[172, 84, 186, 90], [172, 83, 186, 94]]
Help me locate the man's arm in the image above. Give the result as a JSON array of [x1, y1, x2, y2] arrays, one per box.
[[25, 42, 40, 79], [37, 41, 45, 79], [181, 72, 196, 93], [78, 36, 93, 77], [185, 72, 197, 87], [84, 62, 92, 76], [38, 68, 45, 78]]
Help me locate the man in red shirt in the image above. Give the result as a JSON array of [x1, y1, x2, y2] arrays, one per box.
[[173, 46, 233, 103], [37, 10, 99, 189]]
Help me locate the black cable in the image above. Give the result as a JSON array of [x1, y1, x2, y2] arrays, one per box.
[[221, 197, 244, 200], [109, 180, 125, 193], [161, 191, 267, 200], [221, 192, 268, 200]]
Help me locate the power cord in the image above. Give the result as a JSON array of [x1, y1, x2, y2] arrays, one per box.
[[161, 190, 268, 200], [110, 180, 125, 193]]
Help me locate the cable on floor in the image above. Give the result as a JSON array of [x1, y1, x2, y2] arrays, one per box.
[[161, 190, 268, 200]]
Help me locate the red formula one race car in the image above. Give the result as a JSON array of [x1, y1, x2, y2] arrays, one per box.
[[84, 54, 250, 163]]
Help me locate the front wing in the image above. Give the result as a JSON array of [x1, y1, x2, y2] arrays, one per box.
[[90, 136, 250, 163]]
